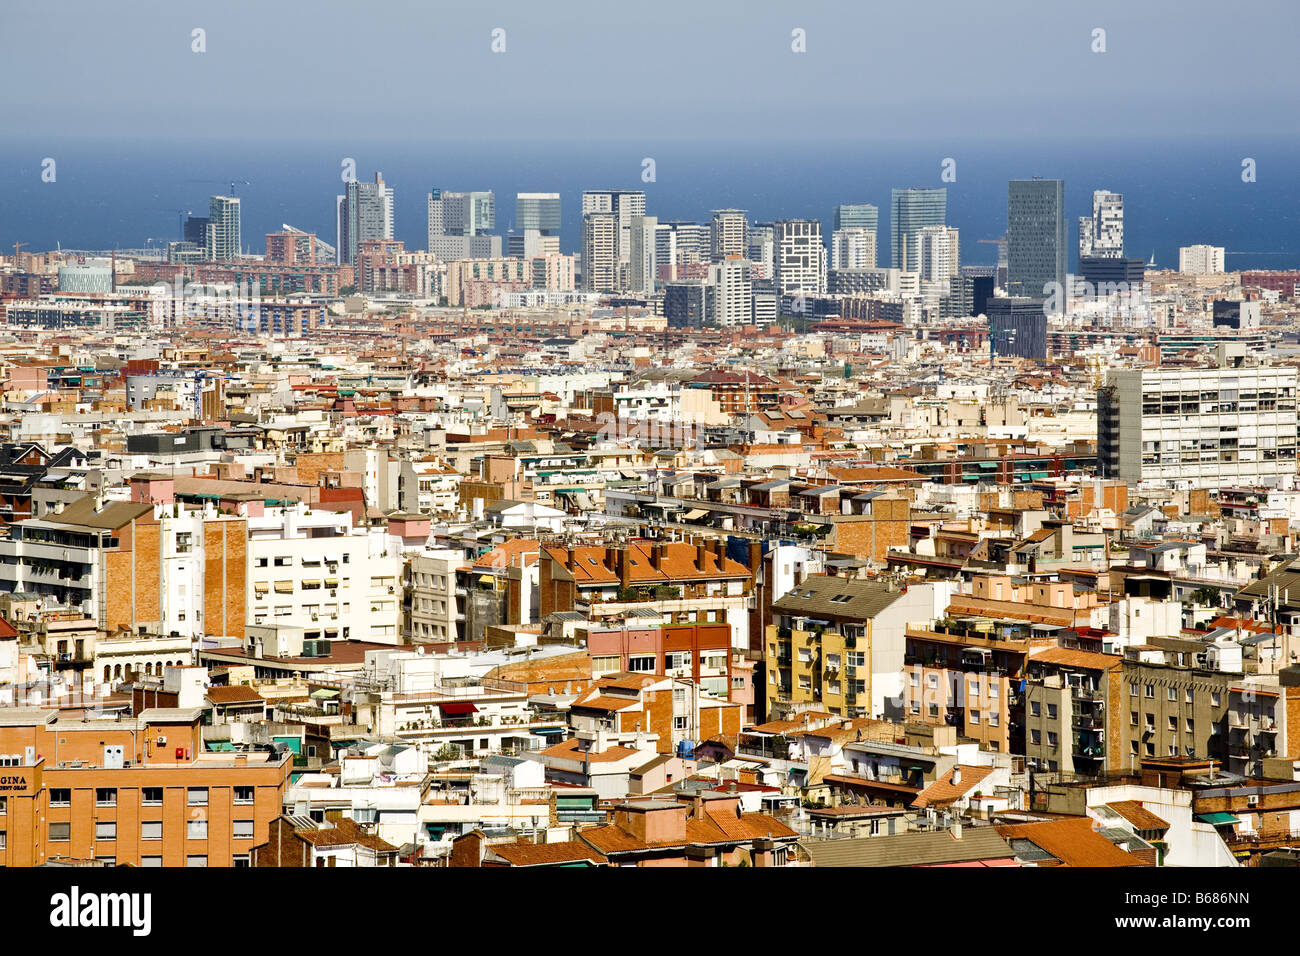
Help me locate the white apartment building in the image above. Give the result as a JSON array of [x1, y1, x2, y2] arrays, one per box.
[[831, 227, 877, 270], [581, 212, 618, 292], [1099, 362, 1300, 488], [246, 503, 401, 644], [629, 214, 658, 295], [1179, 245, 1226, 275], [709, 257, 753, 327], [710, 209, 748, 262], [913, 225, 960, 283]]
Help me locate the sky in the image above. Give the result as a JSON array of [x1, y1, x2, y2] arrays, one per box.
[[2, 0, 1297, 145]]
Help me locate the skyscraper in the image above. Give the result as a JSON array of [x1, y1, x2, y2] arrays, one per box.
[[832, 228, 877, 270], [889, 188, 946, 270], [337, 172, 394, 266], [1007, 178, 1066, 305], [710, 209, 749, 262], [914, 225, 960, 283], [709, 257, 753, 328], [205, 195, 241, 262], [629, 214, 658, 295], [515, 193, 561, 234], [581, 189, 646, 286], [581, 211, 618, 292], [772, 220, 826, 298], [834, 203, 879, 234], [1078, 189, 1123, 260]]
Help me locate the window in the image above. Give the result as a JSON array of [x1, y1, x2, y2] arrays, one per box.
[[187, 787, 208, 806], [970, 710, 981, 724], [591, 655, 619, 674], [1031, 729, 1041, 745], [673, 687, 686, 706], [233, 854, 251, 868], [187, 819, 208, 840], [1030, 701, 1040, 717], [1168, 687, 1177, 701], [0, 796, 6, 814], [95, 821, 116, 841], [49, 788, 71, 807], [628, 655, 655, 673], [1130, 682, 1138, 697], [1130, 711, 1138, 726], [1211, 692, 1222, 707], [233, 820, 255, 840], [142, 821, 163, 841], [0, 831, 5, 850], [95, 787, 117, 807], [142, 787, 163, 806], [234, 786, 254, 805], [1145, 684, 1155, 699], [1186, 688, 1194, 704], [1168, 715, 1177, 731], [186, 855, 208, 867], [1047, 704, 1057, 720], [1047, 732, 1058, 748], [49, 822, 70, 842], [141, 856, 162, 867], [988, 712, 1000, 727], [176, 532, 193, 553]]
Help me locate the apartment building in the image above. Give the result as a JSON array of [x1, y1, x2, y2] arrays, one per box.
[[1022, 645, 1122, 775], [767, 575, 943, 721], [567, 672, 743, 755], [1098, 361, 1299, 488], [0, 706, 291, 867], [246, 502, 400, 645]]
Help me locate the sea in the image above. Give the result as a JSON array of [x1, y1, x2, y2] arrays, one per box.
[[2, 135, 1298, 272]]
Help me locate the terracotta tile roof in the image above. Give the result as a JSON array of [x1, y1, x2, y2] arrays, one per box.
[[911, 765, 995, 809], [1029, 646, 1123, 671], [1105, 801, 1170, 832], [487, 841, 607, 867], [204, 685, 265, 705], [579, 808, 797, 855], [474, 539, 540, 570], [545, 541, 751, 586], [295, 818, 398, 853], [994, 817, 1151, 867], [538, 738, 644, 763]]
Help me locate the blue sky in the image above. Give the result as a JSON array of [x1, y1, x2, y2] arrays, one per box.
[[2, 0, 1296, 144]]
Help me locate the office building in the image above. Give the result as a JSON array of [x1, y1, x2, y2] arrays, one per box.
[[1078, 256, 1146, 294], [772, 220, 826, 298], [890, 188, 946, 270], [515, 192, 561, 235], [1078, 189, 1124, 259], [1007, 179, 1066, 308], [1180, 245, 1226, 275], [205, 195, 242, 262], [337, 173, 394, 266], [710, 209, 749, 262], [834, 203, 879, 234], [664, 280, 710, 329], [1098, 361, 1299, 487], [988, 297, 1048, 359], [1213, 299, 1263, 330]]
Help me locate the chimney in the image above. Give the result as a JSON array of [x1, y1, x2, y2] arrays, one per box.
[[618, 548, 631, 589], [951, 766, 961, 786], [653, 543, 667, 571], [696, 541, 708, 571], [951, 820, 963, 841]]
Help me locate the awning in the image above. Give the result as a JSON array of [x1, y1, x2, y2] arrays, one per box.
[[325, 579, 339, 588], [274, 581, 293, 593], [310, 688, 339, 700], [682, 508, 707, 520], [438, 702, 478, 716], [1197, 812, 1240, 826]]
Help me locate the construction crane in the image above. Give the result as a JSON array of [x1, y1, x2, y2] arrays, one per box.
[[185, 178, 251, 195], [12, 241, 27, 260]]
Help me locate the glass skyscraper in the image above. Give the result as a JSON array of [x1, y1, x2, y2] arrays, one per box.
[[1007, 178, 1066, 305], [889, 188, 946, 270], [834, 203, 878, 234]]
